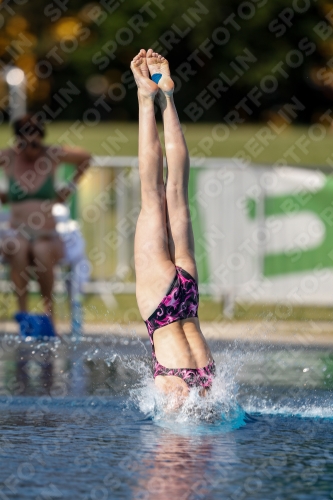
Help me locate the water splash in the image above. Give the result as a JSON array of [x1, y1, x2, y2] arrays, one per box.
[[128, 359, 247, 434], [77, 332, 248, 432]]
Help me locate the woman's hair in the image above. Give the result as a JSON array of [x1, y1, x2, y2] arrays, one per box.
[[13, 113, 45, 138]]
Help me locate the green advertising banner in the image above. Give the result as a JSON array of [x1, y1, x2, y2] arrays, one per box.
[[192, 163, 333, 306]]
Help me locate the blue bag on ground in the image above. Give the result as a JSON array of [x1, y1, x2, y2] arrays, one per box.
[[14, 312, 56, 338]]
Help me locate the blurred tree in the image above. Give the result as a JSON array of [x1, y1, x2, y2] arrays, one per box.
[[0, 0, 331, 123]]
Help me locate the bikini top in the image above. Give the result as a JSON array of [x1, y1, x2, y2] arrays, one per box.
[[7, 150, 56, 203], [144, 266, 199, 352], [8, 175, 56, 203]]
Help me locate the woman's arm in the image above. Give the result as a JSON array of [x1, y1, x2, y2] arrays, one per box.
[[58, 146, 92, 184], [54, 146, 92, 202]]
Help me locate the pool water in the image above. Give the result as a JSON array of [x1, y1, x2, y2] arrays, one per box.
[[0, 333, 333, 499]]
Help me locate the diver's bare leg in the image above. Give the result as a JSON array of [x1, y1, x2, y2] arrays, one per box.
[[131, 49, 175, 320], [146, 49, 197, 280]]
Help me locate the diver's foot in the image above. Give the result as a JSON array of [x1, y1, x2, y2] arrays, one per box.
[[146, 49, 174, 97], [130, 49, 159, 99]]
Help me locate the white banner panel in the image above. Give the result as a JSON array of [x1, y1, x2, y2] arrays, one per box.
[[190, 163, 333, 306]]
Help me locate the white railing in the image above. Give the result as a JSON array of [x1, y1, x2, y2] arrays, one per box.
[[1, 155, 328, 320]]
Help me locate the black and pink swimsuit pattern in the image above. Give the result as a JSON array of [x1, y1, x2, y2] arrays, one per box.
[[144, 266, 215, 389]]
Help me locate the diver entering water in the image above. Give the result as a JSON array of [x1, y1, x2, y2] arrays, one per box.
[[131, 48, 215, 398]]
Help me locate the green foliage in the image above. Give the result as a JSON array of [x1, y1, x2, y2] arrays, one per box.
[[0, 0, 331, 121]]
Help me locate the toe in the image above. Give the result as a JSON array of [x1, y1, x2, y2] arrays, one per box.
[[131, 55, 141, 67]]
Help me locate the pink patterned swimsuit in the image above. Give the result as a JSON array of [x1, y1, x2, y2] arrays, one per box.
[[144, 266, 215, 389]]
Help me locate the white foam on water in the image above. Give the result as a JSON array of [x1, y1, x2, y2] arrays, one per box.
[[243, 396, 333, 419], [128, 357, 247, 434]]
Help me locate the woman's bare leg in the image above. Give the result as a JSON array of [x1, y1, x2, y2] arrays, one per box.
[[31, 237, 63, 319], [131, 49, 176, 320], [146, 50, 197, 280], [2, 235, 30, 311]]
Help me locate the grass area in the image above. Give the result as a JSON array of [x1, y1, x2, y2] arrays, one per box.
[[0, 121, 333, 167], [81, 294, 226, 323], [1, 292, 332, 324], [0, 292, 223, 324], [82, 297, 333, 323], [78, 298, 333, 323]]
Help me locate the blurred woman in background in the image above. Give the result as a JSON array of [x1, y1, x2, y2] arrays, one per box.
[[0, 114, 91, 329]]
